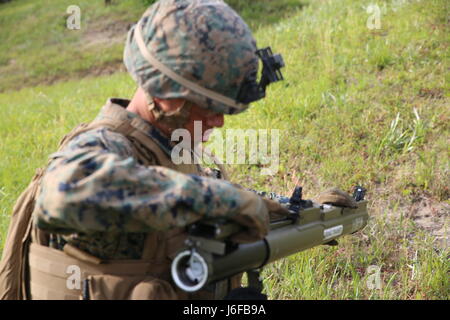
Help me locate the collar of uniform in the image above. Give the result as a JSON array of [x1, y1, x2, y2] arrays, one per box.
[[96, 98, 174, 157]]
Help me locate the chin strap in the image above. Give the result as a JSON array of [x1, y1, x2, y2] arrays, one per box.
[[146, 96, 229, 181], [147, 98, 193, 131]]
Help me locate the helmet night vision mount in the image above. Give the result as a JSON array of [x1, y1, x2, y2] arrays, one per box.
[[237, 47, 285, 104]]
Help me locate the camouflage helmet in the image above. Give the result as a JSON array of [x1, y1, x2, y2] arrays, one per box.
[[124, 0, 259, 115]]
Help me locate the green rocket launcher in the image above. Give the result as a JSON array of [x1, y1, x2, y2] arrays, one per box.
[[171, 186, 368, 293]]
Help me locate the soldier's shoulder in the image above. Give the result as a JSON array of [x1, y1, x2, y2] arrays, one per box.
[[58, 126, 135, 158]]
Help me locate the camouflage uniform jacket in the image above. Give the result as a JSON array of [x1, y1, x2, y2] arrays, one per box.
[[33, 98, 244, 260]]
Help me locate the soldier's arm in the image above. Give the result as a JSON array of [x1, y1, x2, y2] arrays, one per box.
[[34, 128, 252, 234]]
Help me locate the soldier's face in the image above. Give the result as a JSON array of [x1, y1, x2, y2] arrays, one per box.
[[184, 104, 224, 143]]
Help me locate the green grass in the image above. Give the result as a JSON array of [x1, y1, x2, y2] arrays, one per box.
[[0, 0, 302, 92], [0, 0, 146, 92], [1, 0, 449, 299]]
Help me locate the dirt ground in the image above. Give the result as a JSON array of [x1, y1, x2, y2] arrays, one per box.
[[408, 196, 449, 249]]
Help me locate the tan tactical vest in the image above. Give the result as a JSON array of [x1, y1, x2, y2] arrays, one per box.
[[0, 108, 238, 300]]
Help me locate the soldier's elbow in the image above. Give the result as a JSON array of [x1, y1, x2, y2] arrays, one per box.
[[34, 178, 82, 232]]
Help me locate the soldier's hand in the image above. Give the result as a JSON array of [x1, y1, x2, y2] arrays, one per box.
[[230, 190, 270, 243], [313, 187, 357, 208], [261, 197, 291, 221]]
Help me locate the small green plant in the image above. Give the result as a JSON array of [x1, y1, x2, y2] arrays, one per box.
[[375, 108, 427, 158]]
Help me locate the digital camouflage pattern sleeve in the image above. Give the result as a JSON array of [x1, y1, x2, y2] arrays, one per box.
[[35, 127, 243, 236]]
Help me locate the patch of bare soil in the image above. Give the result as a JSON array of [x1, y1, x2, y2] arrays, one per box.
[[369, 189, 449, 250], [82, 19, 132, 48], [37, 60, 127, 88], [407, 196, 449, 249], [0, 60, 126, 93]]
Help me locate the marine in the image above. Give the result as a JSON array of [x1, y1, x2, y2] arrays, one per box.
[[0, 0, 361, 300], [0, 0, 290, 300]]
